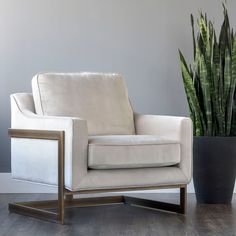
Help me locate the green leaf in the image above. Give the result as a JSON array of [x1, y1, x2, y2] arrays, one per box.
[[198, 52, 212, 135], [179, 50, 205, 135], [191, 14, 196, 60], [179, 4, 236, 136], [229, 36, 236, 135]]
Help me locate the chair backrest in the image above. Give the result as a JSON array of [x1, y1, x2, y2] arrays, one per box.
[[32, 72, 135, 135]]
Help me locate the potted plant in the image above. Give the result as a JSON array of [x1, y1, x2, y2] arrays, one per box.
[[179, 4, 236, 203]]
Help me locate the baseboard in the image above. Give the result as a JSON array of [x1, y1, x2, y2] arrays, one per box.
[[1, 173, 235, 193]]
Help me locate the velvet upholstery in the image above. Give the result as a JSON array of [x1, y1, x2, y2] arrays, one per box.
[[32, 73, 135, 135], [134, 114, 192, 181], [10, 73, 192, 191], [11, 93, 88, 190], [88, 135, 180, 169]]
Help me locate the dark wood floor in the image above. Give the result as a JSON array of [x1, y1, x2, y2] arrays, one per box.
[[0, 193, 236, 236]]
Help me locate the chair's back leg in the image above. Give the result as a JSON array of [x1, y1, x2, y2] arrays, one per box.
[[180, 186, 187, 214]]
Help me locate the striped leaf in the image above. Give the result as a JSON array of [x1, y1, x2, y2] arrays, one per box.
[[179, 4, 236, 136]]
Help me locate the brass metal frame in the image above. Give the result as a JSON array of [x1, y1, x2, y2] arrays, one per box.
[[8, 128, 187, 224]]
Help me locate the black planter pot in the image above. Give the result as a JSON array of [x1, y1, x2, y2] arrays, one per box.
[[193, 136, 236, 204]]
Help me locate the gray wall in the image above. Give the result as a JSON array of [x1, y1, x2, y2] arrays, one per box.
[[1, 0, 236, 172]]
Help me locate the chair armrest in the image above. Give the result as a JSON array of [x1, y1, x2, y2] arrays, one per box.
[[11, 94, 88, 190], [134, 114, 193, 182]]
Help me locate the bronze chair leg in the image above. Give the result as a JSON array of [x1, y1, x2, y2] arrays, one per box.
[[180, 186, 187, 214], [8, 129, 187, 224], [8, 129, 66, 224], [58, 131, 65, 224], [9, 186, 186, 224], [65, 195, 73, 201], [123, 186, 187, 214]]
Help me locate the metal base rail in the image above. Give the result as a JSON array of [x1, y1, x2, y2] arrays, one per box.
[[9, 129, 187, 224]]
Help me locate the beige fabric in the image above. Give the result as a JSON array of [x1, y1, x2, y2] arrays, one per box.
[[88, 135, 180, 169], [12, 138, 58, 185], [74, 167, 188, 191], [11, 93, 88, 190], [134, 114, 193, 182], [10, 93, 192, 191], [32, 73, 135, 135]]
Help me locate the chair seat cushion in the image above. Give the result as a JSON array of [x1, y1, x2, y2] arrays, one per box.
[[88, 135, 180, 169]]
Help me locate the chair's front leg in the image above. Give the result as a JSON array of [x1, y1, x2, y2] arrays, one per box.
[[58, 131, 65, 224], [9, 129, 66, 224]]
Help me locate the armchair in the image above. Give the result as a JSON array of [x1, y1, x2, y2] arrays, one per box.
[[9, 73, 192, 224]]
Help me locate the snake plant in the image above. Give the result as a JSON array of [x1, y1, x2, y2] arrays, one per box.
[[179, 4, 236, 136]]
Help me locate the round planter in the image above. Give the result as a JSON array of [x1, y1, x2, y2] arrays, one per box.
[[193, 136, 236, 204]]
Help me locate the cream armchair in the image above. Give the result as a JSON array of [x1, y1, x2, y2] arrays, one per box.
[[9, 73, 192, 224]]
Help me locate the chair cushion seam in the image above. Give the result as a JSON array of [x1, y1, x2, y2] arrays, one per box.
[[88, 143, 180, 146]]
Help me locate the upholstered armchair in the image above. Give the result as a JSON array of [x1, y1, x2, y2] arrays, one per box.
[[9, 73, 192, 224]]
